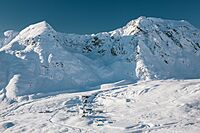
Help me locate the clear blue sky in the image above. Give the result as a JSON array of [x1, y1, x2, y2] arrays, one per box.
[[0, 0, 199, 34]]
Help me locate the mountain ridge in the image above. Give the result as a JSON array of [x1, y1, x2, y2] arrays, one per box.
[[0, 16, 200, 102]]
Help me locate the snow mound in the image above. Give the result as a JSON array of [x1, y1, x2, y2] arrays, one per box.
[[0, 17, 200, 102], [0, 30, 18, 48], [4, 30, 17, 38]]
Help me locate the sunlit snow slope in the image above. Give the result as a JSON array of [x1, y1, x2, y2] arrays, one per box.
[[0, 17, 200, 102], [1, 80, 200, 133]]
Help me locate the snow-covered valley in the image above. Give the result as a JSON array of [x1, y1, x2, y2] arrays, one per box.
[[0, 16, 200, 132]]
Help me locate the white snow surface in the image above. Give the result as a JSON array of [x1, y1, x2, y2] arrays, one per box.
[[0, 16, 200, 101], [1, 79, 200, 133]]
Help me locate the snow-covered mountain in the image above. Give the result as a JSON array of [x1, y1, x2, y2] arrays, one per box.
[[0, 16, 200, 102]]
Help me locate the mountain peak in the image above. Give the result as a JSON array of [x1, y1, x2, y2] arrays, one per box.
[[30, 21, 52, 30], [110, 16, 196, 36], [110, 16, 150, 36], [18, 21, 55, 39], [125, 16, 146, 27]]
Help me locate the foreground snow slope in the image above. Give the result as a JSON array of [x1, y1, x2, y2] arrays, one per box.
[[0, 17, 200, 102], [1, 79, 200, 133]]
